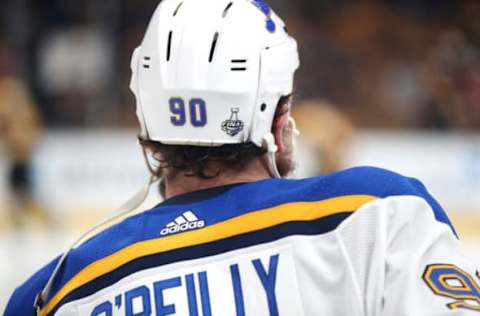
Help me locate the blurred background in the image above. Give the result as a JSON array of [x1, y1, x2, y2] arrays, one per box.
[[0, 0, 479, 311]]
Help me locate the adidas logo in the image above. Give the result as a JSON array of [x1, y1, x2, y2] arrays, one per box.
[[160, 211, 205, 236]]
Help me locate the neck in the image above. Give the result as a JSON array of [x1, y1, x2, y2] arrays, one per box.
[[163, 157, 271, 199]]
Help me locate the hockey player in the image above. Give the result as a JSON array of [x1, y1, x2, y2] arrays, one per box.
[[6, 0, 480, 315]]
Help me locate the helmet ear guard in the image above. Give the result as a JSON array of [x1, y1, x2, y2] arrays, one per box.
[[251, 38, 299, 148], [130, 46, 150, 140]]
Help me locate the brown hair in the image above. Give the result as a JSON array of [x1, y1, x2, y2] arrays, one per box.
[[140, 95, 292, 179]]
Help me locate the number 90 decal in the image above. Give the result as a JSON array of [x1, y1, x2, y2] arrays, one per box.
[[169, 97, 207, 127], [423, 264, 480, 311]]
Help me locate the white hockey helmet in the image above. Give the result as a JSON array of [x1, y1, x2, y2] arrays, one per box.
[[130, 0, 299, 149]]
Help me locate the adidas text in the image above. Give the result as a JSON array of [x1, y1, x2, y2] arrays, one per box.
[[160, 220, 205, 236], [161, 211, 205, 236]]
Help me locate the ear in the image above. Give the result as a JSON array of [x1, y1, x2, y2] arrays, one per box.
[[272, 102, 291, 153]]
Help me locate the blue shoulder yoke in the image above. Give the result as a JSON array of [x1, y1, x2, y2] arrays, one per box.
[[5, 166, 456, 315]]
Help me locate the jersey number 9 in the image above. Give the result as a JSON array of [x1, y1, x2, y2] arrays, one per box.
[[423, 264, 480, 311]]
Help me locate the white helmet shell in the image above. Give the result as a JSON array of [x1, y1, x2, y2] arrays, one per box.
[[130, 0, 299, 147]]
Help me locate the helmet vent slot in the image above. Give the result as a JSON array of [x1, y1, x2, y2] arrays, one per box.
[[173, 2, 184, 16], [143, 56, 151, 69], [209, 32, 219, 63], [222, 2, 234, 18], [231, 59, 247, 71], [167, 31, 173, 61]]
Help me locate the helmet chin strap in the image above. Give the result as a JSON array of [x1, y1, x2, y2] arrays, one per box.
[[262, 133, 281, 178], [288, 116, 301, 137], [142, 145, 158, 176], [262, 116, 300, 179]]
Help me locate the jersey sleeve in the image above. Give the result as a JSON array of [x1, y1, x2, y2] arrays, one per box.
[[336, 193, 479, 315], [5, 257, 59, 316]]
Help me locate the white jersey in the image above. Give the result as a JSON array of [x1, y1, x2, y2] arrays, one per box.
[[6, 167, 480, 315]]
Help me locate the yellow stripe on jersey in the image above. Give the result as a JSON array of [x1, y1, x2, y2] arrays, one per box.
[[42, 194, 377, 315]]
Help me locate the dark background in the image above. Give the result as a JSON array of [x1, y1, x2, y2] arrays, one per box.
[[1, 0, 479, 129]]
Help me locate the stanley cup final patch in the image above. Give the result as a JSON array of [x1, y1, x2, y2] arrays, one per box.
[[222, 108, 244, 137]]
